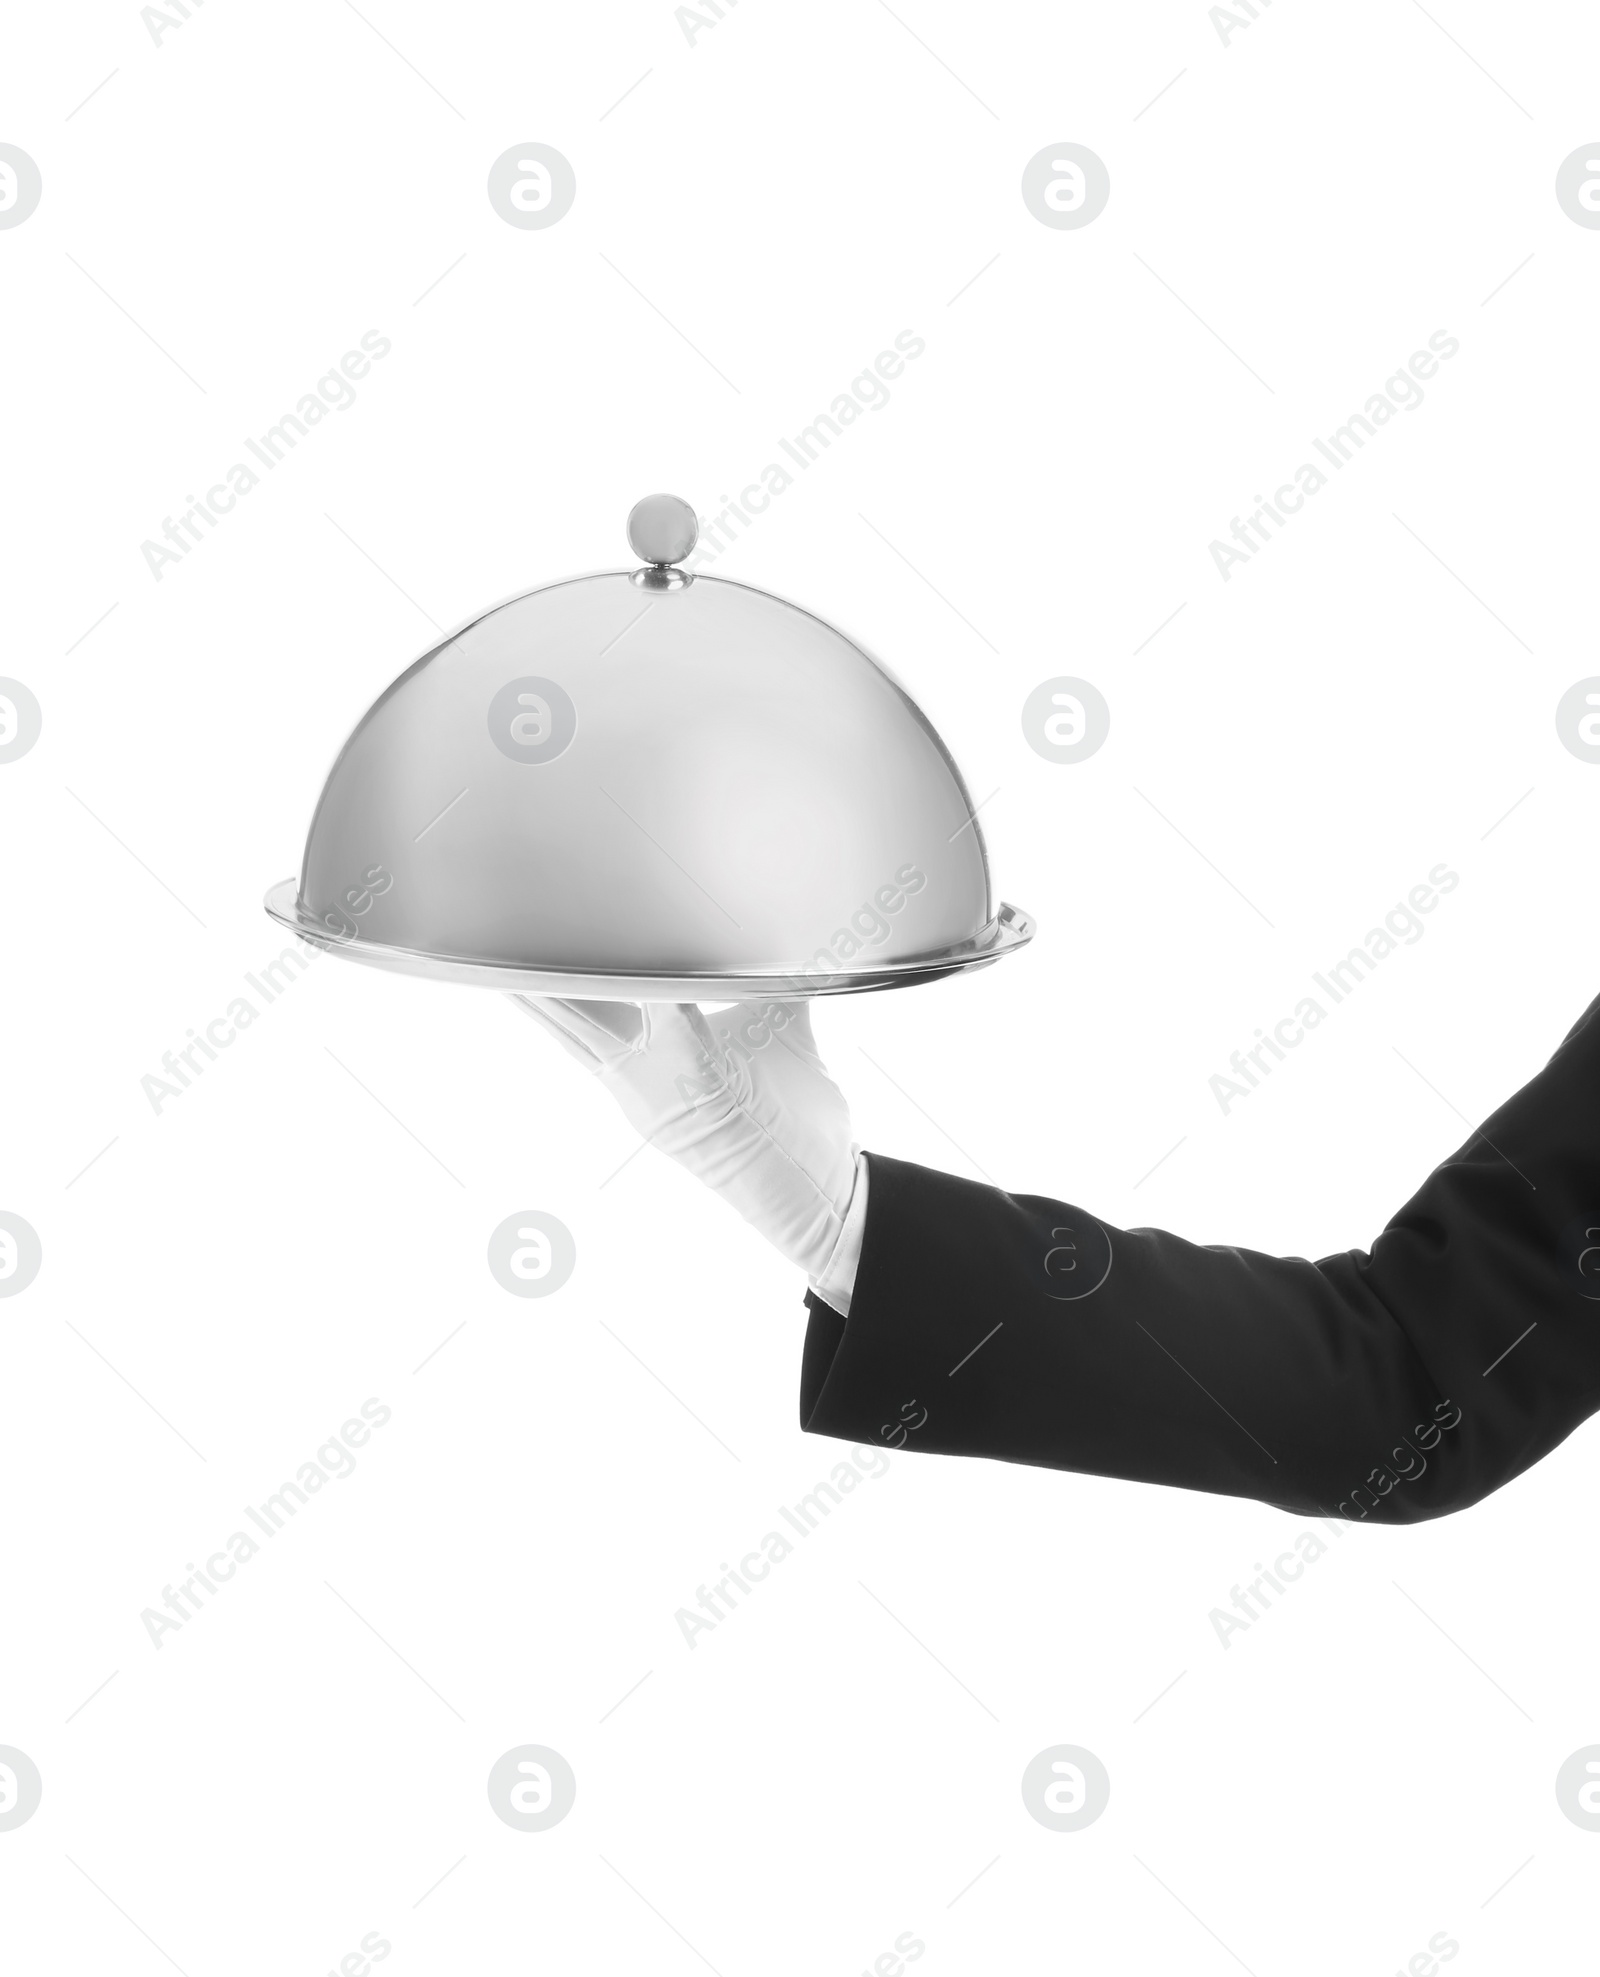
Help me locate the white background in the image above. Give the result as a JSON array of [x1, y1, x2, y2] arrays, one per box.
[[5, 1, 1600, 1971]]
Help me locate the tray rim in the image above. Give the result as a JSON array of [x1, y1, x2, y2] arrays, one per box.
[[263, 878, 1033, 999]]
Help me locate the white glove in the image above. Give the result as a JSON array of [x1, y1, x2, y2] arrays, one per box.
[[512, 996, 869, 1313]]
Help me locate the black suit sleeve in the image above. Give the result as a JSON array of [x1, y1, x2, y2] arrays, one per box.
[[799, 989, 1600, 1521]]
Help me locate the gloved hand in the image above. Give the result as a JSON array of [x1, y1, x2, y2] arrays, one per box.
[[512, 996, 868, 1312]]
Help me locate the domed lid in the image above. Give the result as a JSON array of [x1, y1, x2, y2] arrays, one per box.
[[265, 494, 1033, 998]]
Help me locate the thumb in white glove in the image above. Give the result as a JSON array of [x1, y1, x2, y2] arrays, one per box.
[[512, 996, 868, 1312]]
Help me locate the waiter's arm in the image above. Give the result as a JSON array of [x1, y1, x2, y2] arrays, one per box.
[[800, 993, 1600, 1521]]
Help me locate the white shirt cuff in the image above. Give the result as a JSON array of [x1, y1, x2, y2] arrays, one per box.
[[809, 1150, 869, 1317]]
